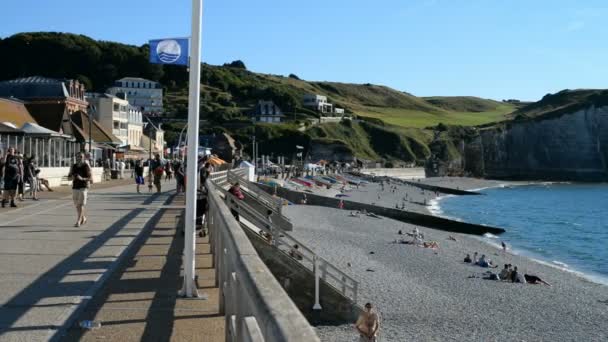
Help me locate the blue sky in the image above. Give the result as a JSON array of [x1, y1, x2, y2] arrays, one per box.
[[1, 0, 607, 101]]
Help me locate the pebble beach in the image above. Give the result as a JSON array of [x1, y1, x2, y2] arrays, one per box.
[[284, 176, 608, 341]]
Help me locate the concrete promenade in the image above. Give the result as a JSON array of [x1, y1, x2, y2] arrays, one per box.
[[0, 180, 221, 341]]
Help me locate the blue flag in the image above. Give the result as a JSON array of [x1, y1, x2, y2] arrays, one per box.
[[149, 38, 189, 66]]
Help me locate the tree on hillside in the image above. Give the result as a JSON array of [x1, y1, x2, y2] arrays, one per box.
[[0, 32, 163, 91], [223, 60, 247, 70]]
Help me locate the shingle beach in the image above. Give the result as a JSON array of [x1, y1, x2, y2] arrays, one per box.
[[284, 176, 608, 342]]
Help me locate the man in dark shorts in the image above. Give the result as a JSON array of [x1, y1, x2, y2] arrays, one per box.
[[134, 160, 145, 194], [2, 148, 21, 208], [68, 152, 92, 227]]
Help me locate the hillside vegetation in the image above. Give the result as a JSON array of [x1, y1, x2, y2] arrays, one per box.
[[510, 89, 608, 120], [0, 31, 524, 164]]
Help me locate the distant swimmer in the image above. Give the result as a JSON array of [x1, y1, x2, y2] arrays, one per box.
[[501, 241, 507, 252], [355, 302, 380, 342]]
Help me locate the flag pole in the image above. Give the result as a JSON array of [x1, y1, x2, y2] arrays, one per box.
[[180, 0, 203, 298]]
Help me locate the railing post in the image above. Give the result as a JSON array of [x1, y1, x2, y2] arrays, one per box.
[[313, 257, 322, 310]]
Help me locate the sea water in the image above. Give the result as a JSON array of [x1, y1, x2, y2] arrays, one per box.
[[436, 183, 608, 284]]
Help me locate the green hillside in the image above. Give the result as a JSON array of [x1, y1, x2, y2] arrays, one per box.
[[424, 96, 505, 112], [511, 89, 608, 120], [0, 31, 521, 164]]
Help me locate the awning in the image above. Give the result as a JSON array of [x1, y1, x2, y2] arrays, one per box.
[[96, 143, 117, 151], [207, 156, 227, 166]]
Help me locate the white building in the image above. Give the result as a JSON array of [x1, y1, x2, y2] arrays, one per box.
[[107, 77, 163, 114], [303, 94, 333, 113], [86, 93, 131, 146], [335, 108, 345, 115], [127, 105, 143, 148], [252, 100, 284, 123]]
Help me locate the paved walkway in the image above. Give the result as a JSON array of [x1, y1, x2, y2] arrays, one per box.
[[0, 180, 222, 342]]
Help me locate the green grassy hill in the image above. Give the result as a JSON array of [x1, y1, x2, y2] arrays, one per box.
[[0, 32, 522, 164], [510, 89, 608, 120]]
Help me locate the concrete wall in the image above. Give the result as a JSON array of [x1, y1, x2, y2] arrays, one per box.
[[257, 184, 506, 235], [352, 172, 481, 196], [360, 167, 425, 179], [244, 229, 361, 325]]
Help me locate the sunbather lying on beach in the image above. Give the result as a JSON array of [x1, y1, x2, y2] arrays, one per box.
[[349, 211, 361, 218], [423, 241, 439, 249], [524, 274, 551, 286]]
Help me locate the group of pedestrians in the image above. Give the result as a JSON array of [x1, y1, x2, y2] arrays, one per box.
[[1, 147, 43, 208], [147, 154, 185, 193]]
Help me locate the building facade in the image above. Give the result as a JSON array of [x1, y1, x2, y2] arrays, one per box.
[[127, 105, 143, 148], [252, 100, 284, 123], [0, 76, 88, 114], [107, 77, 163, 114], [142, 119, 165, 156]]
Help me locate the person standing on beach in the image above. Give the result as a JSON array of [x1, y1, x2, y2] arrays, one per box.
[[68, 152, 92, 227], [356, 302, 379, 341]]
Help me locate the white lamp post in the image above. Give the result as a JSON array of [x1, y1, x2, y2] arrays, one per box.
[[179, 0, 204, 298]]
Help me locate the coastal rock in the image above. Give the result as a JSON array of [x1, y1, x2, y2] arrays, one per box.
[[427, 106, 608, 181]]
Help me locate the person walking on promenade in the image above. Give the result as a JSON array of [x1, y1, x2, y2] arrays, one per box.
[[149, 154, 164, 193], [356, 302, 380, 341], [2, 148, 21, 208], [119, 159, 125, 179], [68, 152, 92, 227], [164, 162, 173, 181], [103, 159, 111, 181], [24, 155, 39, 201], [199, 162, 211, 190], [174, 160, 185, 194], [134, 160, 145, 194], [16, 152, 25, 202]]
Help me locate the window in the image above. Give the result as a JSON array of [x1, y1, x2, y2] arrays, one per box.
[[120, 122, 128, 129], [113, 121, 120, 129], [113, 103, 119, 112]]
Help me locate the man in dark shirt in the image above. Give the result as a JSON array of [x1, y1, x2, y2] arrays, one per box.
[[134, 160, 145, 194], [68, 152, 92, 227], [2, 147, 21, 208], [149, 154, 164, 193]]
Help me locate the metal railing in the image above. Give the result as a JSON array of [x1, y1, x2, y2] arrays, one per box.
[[227, 170, 284, 215], [207, 178, 319, 342], [212, 170, 358, 303]]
